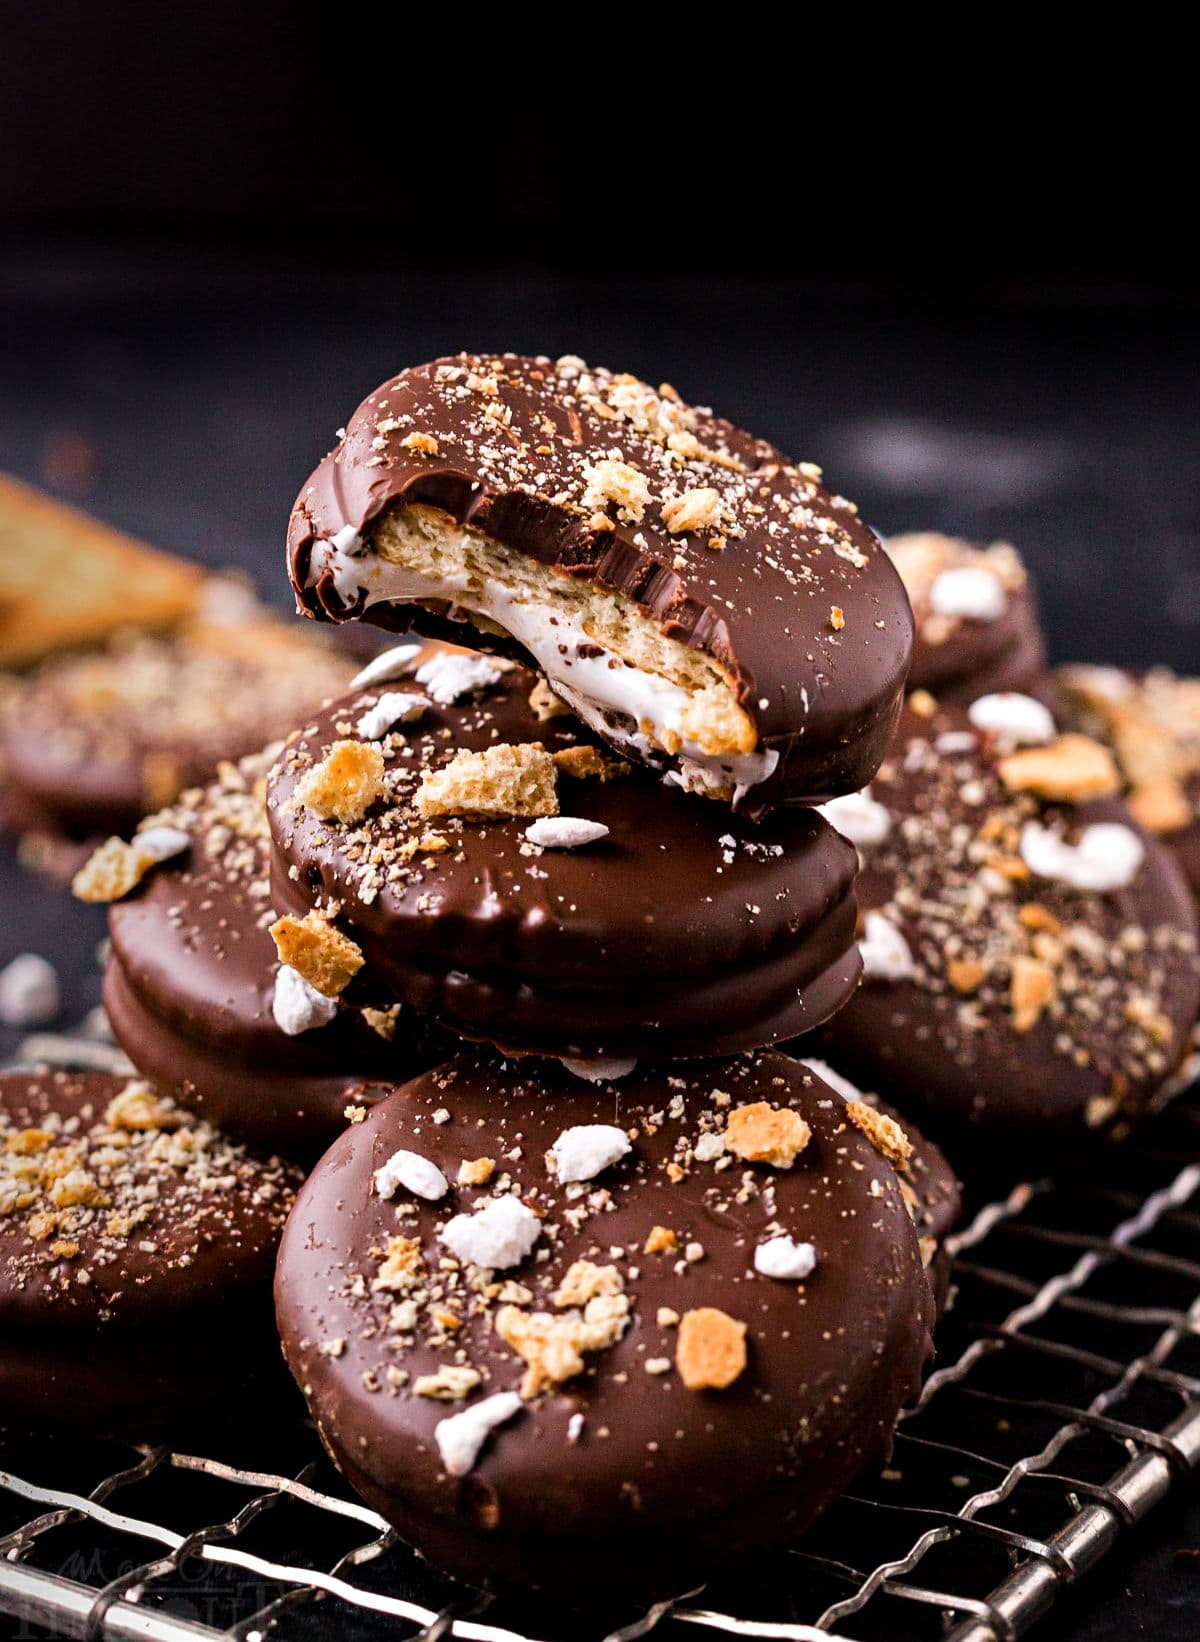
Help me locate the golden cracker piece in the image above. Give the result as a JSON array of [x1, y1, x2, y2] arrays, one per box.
[[270, 911, 364, 997], [724, 1101, 812, 1168], [415, 742, 558, 820], [675, 1306, 747, 1390], [845, 1100, 913, 1169], [295, 739, 386, 824], [997, 735, 1121, 803], [0, 473, 201, 667]]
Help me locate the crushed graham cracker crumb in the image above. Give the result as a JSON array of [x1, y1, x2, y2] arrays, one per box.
[[270, 912, 364, 997], [724, 1102, 811, 1168], [294, 739, 386, 824], [415, 742, 558, 820], [675, 1306, 747, 1391]]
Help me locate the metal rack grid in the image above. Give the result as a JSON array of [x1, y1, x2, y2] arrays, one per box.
[[2, 1061, 1199, 1642]]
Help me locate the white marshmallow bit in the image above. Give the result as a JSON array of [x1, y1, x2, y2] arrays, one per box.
[[551, 1123, 632, 1183], [331, 524, 362, 555], [435, 1392, 523, 1476], [859, 911, 915, 981], [559, 1055, 638, 1083], [1020, 821, 1145, 893], [415, 652, 504, 704], [929, 567, 1007, 622], [754, 1235, 818, 1281], [799, 1058, 865, 1104], [374, 1148, 449, 1202], [525, 817, 610, 850], [968, 692, 1055, 745], [816, 788, 891, 848], [0, 954, 60, 1027], [693, 1131, 727, 1162], [272, 964, 338, 1036], [134, 826, 191, 864], [440, 1193, 541, 1269], [349, 643, 423, 690], [355, 691, 431, 739]]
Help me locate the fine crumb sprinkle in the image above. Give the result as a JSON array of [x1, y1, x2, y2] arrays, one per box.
[[294, 739, 385, 823], [269, 912, 364, 998], [675, 1306, 748, 1391], [415, 742, 558, 820]]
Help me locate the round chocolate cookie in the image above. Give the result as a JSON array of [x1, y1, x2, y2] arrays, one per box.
[[1056, 664, 1200, 899], [275, 1050, 935, 1598], [287, 353, 913, 815], [97, 748, 446, 1157], [1, 614, 354, 857], [886, 533, 1048, 704], [265, 662, 861, 1060], [808, 694, 1200, 1148], [0, 1070, 300, 1432]]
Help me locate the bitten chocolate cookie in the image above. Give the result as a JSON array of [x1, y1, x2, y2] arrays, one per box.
[[1, 613, 354, 857], [265, 660, 861, 1061], [287, 353, 913, 814], [83, 749, 445, 1157], [1056, 664, 1200, 898], [886, 533, 1048, 704], [810, 694, 1200, 1146], [275, 1050, 935, 1598], [0, 1070, 300, 1432]]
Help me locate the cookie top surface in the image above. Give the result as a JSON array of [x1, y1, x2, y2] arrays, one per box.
[[265, 661, 860, 1055], [2, 616, 354, 833], [276, 1050, 933, 1557], [0, 1070, 300, 1331], [819, 697, 1200, 1133], [287, 354, 913, 811], [1057, 665, 1200, 843], [886, 533, 1046, 702]]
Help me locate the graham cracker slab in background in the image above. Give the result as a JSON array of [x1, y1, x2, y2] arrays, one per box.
[[0, 473, 202, 667]]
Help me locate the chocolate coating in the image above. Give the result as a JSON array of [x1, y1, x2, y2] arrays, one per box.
[[887, 533, 1048, 705], [275, 1050, 934, 1597], [287, 354, 913, 812], [0, 1070, 300, 1433], [267, 667, 861, 1059], [104, 750, 448, 1157], [1, 617, 354, 846], [809, 701, 1200, 1149]]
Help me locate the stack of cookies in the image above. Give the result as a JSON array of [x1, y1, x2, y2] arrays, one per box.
[[10, 352, 1192, 1603]]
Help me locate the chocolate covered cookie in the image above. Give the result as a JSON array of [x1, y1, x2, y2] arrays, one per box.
[[1056, 664, 1200, 898], [886, 533, 1048, 703], [275, 1050, 935, 1597], [2, 612, 354, 859], [0, 1070, 300, 1432], [265, 660, 861, 1061], [82, 749, 445, 1156], [810, 694, 1200, 1147], [287, 354, 912, 814]]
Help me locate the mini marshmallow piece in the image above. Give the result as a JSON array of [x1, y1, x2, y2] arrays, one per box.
[[524, 817, 611, 849], [374, 1148, 450, 1202], [816, 788, 891, 848], [434, 1392, 523, 1476], [355, 691, 431, 739], [859, 911, 915, 981], [440, 1193, 542, 1269], [1020, 821, 1145, 893], [693, 1131, 727, 1162], [349, 642, 423, 690], [0, 953, 60, 1027], [799, 1057, 865, 1104], [415, 651, 505, 705], [331, 524, 362, 554], [754, 1235, 818, 1281], [551, 1123, 632, 1183], [559, 1055, 639, 1083], [929, 566, 1007, 622], [134, 826, 192, 864], [272, 964, 338, 1036], [968, 692, 1056, 745]]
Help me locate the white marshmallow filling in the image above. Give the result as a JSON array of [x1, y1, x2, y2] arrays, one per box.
[[307, 514, 780, 802]]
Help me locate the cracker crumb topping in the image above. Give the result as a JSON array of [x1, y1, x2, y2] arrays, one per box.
[[724, 1102, 812, 1168], [675, 1306, 747, 1391], [269, 912, 364, 998]]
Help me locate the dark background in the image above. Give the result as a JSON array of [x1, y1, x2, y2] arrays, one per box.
[[1, 6, 1198, 1639]]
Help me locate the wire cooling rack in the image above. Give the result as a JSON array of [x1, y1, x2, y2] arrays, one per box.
[[2, 1039, 1200, 1642]]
